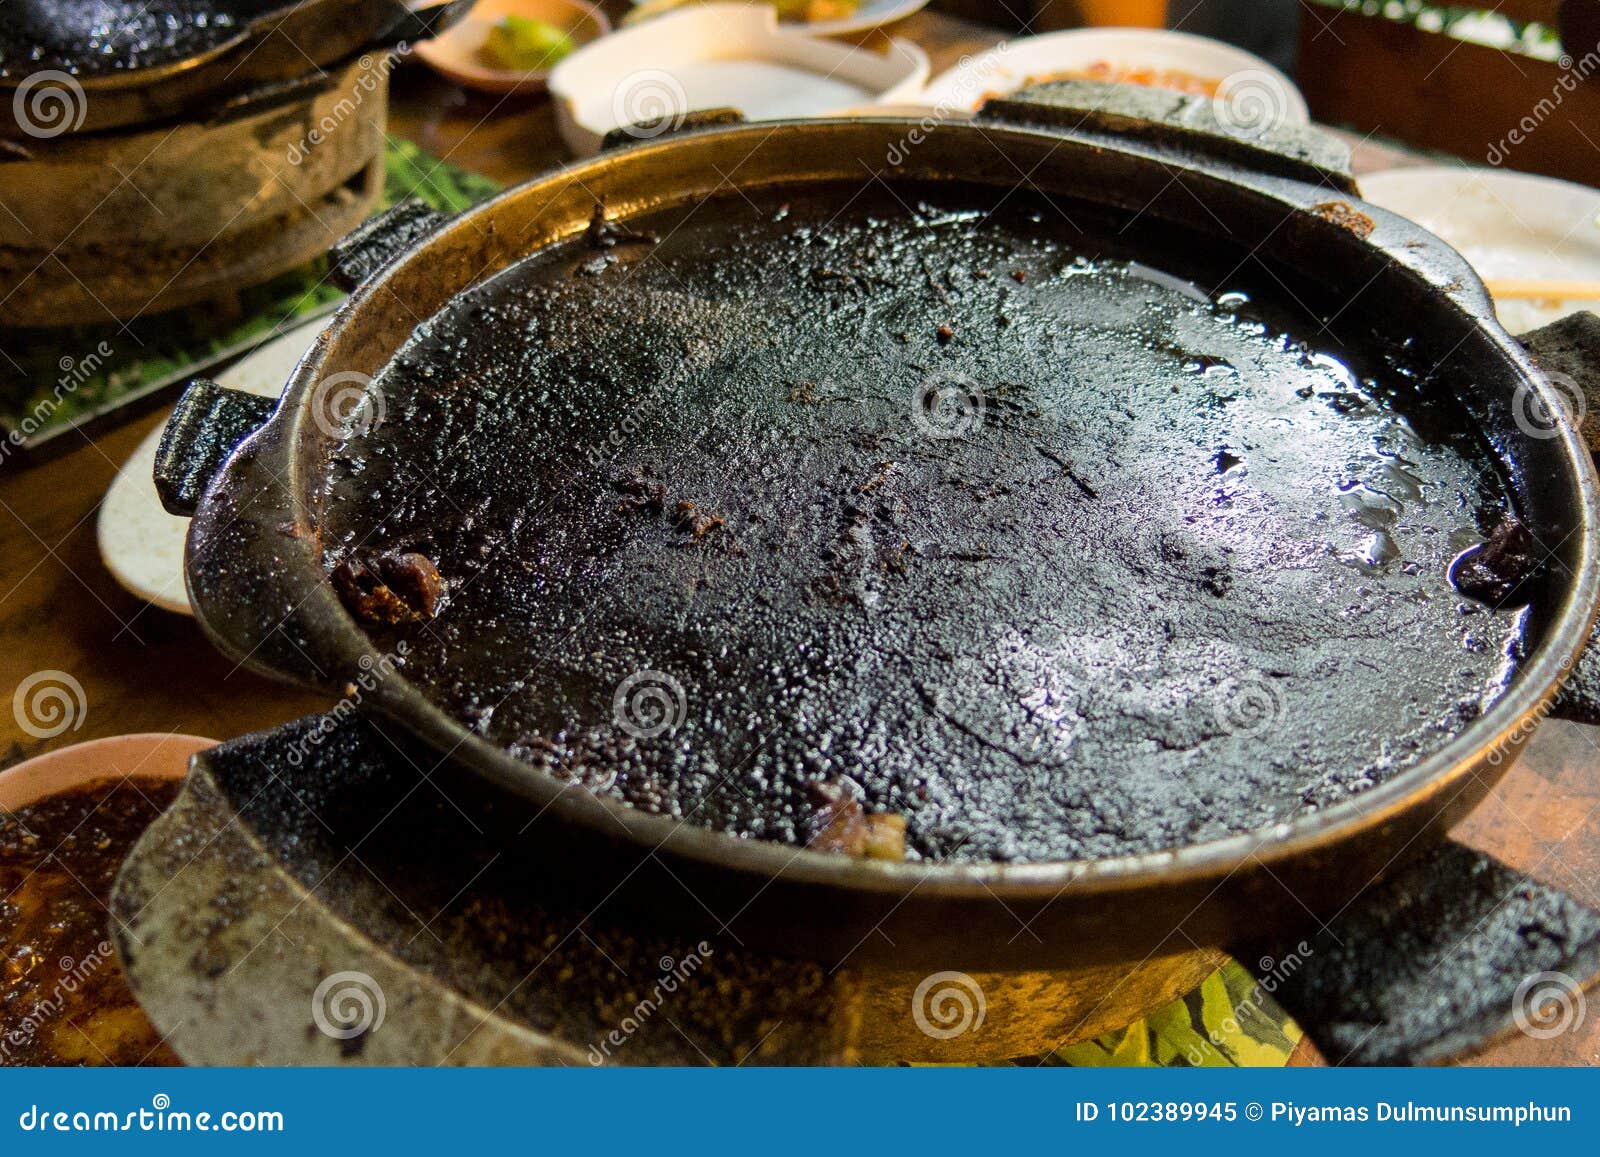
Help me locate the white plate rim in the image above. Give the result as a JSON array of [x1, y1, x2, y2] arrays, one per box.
[[549, 3, 932, 155], [97, 319, 327, 616], [917, 26, 1308, 124], [1359, 162, 1600, 330]]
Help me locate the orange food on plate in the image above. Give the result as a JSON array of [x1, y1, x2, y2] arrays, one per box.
[[1037, 60, 1222, 97], [773, 0, 861, 20]]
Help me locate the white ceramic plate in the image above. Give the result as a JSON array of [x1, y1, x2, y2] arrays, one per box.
[[97, 319, 326, 616], [917, 28, 1307, 126], [1360, 165, 1600, 335], [629, 0, 931, 37], [549, 2, 929, 156]]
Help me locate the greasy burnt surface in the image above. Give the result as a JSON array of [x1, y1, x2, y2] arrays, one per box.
[[202, 717, 847, 1065], [1256, 840, 1600, 1065], [0, 0, 286, 77], [321, 180, 1530, 863]]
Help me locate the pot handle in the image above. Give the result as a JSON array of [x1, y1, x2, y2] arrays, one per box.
[[1239, 838, 1600, 1065], [328, 198, 455, 292], [156, 199, 459, 517], [976, 79, 1357, 195], [1518, 312, 1600, 722], [153, 379, 275, 517]]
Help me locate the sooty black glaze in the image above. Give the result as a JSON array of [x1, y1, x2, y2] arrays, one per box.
[[319, 181, 1531, 864], [0, 0, 285, 77]]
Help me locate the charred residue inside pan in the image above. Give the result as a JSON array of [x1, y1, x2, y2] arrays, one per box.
[[318, 180, 1535, 864]]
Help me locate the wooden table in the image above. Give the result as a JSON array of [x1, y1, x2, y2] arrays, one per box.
[[1, 5, 1595, 1065]]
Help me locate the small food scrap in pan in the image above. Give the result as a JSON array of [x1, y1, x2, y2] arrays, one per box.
[[613, 466, 667, 515], [333, 550, 446, 624], [1311, 201, 1376, 239], [806, 778, 908, 860], [1450, 513, 1538, 606], [584, 202, 659, 250], [674, 500, 725, 539]]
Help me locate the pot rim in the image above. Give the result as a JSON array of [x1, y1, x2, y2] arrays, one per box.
[[207, 116, 1600, 901]]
